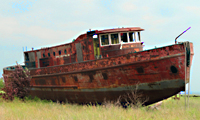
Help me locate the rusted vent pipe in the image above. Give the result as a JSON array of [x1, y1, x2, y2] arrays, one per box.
[[175, 27, 191, 44]]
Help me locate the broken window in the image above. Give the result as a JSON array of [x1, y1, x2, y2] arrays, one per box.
[[24, 53, 29, 61], [101, 35, 109, 45], [111, 33, 119, 44], [120, 33, 128, 43]]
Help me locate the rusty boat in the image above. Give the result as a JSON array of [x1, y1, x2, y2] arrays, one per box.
[[3, 27, 194, 105]]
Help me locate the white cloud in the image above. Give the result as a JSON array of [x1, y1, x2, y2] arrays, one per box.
[[0, 16, 19, 38]]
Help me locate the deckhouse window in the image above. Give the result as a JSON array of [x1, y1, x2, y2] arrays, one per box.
[[101, 35, 109, 45], [111, 33, 119, 44], [120, 33, 128, 43], [25, 53, 29, 61], [129, 32, 135, 42], [100, 31, 141, 46], [138, 32, 141, 41]]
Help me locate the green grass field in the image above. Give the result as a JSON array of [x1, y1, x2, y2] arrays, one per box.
[[0, 96, 199, 120], [0, 78, 199, 119]]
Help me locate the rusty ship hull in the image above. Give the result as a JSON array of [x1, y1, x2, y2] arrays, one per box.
[[3, 42, 194, 105]]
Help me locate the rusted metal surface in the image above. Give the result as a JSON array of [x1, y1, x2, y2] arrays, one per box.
[[100, 43, 143, 58], [185, 43, 194, 83], [29, 44, 185, 77], [3, 27, 194, 105], [29, 79, 184, 105], [21, 27, 144, 68]]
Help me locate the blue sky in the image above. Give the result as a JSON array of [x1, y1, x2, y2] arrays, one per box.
[[0, 0, 199, 93]]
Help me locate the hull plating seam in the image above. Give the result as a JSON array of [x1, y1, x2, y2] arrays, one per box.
[[30, 79, 185, 92]]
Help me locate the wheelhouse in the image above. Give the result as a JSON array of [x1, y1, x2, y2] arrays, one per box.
[[23, 27, 144, 69], [99, 31, 141, 46]]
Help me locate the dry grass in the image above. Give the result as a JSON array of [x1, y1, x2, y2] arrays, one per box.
[[0, 96, 199, 120]]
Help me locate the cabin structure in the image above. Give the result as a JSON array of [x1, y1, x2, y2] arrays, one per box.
[[24, 27, 144, 69]]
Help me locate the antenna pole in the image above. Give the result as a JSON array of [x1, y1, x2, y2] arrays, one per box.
[[184, 42, 187, 109], [188, 79, 190, 108], [175, 27, 191, 44], [184, 42, 190, 109]]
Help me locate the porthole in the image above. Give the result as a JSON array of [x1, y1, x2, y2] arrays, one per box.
[[136, 67, 144, 73], [170, 66, 178, 73]]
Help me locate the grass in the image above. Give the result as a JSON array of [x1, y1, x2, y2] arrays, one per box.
[[0, 96, 199, 120], [0, 78, 4, 94], [0, 91, 4, 93], [0, 78, 4, 90], [0, 77, 199, 119]]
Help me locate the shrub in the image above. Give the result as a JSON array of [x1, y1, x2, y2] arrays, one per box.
[[121, 85, 149, 108], [0, 64, 31, 101], [121, 88, 149, 108], [33, 96, 41, 102], [0, 77, 4, 90], [102, 84, 149, 109]]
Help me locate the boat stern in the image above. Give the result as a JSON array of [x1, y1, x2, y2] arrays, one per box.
[[186, 42, 194, 84]]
